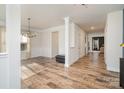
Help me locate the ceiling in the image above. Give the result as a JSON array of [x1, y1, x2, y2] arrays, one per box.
[[13, 4, 124, 32]]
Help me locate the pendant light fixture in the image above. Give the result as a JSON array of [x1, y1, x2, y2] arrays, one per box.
[[22, 18, 36, 38]]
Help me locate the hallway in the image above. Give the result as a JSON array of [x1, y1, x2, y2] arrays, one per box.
[[21, 52, 120, 89]]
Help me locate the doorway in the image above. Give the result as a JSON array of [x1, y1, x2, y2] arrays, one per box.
[[92, 37, 104, 51], [51, 31, 59, 57]]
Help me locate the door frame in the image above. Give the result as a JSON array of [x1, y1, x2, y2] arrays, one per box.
[[51, 31, 59, 58]]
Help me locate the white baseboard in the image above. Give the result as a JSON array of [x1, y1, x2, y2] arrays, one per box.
[[64, 63, 69, 68], [65, 57, 80, 68], [106, 65, 119, 72]]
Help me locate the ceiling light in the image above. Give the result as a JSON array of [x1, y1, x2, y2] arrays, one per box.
[[73, 4, 88, 8], [22, 18, 37, 38], [81, 4, 88, 8], [90, 26, 95, 30]]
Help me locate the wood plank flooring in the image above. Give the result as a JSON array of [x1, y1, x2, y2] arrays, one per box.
[[21, 52, 121, 89]]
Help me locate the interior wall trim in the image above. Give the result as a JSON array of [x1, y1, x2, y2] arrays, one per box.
[[122, 9, 124, 58]]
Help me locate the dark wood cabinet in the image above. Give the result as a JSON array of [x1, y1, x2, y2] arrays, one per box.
[[120, 58, 124, 88]]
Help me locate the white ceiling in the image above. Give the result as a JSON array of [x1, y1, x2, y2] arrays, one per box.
[[22, 4, 124, 32]]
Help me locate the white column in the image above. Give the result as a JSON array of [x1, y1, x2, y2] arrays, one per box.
[[6, 5, 21, 88], [64, 17, 70, 67], [105, 10, 123, 72]]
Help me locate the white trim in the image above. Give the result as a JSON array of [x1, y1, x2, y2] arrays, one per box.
[[6, 5, 21, 88], [106, 65, 119, 72], [64, 17, 70, 68], [0, 53, 8, 58]]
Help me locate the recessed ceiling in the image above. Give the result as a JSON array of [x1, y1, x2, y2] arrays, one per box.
[[21, 4, 124, 32]]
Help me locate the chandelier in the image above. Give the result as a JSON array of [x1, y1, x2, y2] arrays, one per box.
[[22, 18, 37, 38]]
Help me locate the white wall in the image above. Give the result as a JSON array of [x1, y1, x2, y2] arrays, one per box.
[[0, 54, 9, 88], [31, 31, 48, 57], [64, 17, 70, 67], [0, 5, 21, 89], [31, 25, 65, 58], [88, 32, 104, 52], [66, 21, 86, 66], [31, 19, 86, 67], [6, 5, 21, 88], [105, 10, 123, 72], [79, 26, 87, 57]]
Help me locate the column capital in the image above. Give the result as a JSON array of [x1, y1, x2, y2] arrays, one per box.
[[64, 16, 70, 21]]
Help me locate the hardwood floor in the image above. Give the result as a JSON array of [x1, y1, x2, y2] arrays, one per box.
[[21, 52, 121, 89]]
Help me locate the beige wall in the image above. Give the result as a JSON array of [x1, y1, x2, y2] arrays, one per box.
[[0, 27, 6, 53], [52, 31, 59, 57]]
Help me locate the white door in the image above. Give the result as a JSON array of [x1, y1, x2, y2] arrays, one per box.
[[52, 31, 59, 57]]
